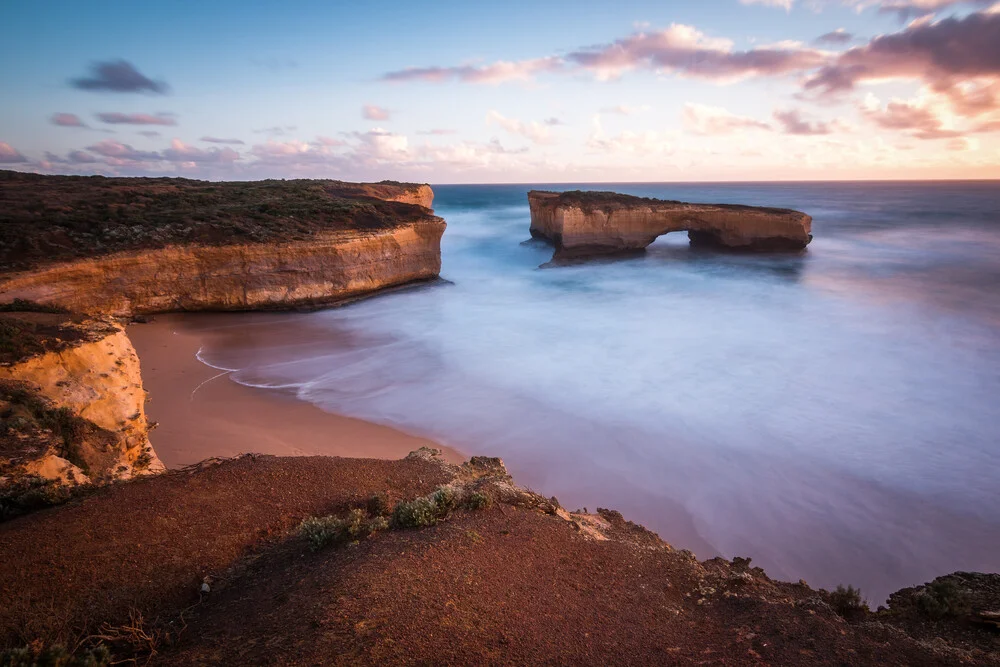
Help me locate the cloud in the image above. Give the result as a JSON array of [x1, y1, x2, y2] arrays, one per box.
[[858, 92, 965, 138], [162, 139, 239, 164], [44, 150, 99, 164], [868, 0, 992, 20], [417, 128, 458, 135], [772, 109, 835, 134], [313, 136, 346, 147], [803, 11, 1000, 114], [363, 104, 391, 121], [51, 113, 86, 127], [486, 111, 555, 144], [566, 24, 827, 82], [137, 131, 161, 138], [0, 142, 28, 163], [682, 103, 772, 134], [201, 136, 246, 145], [382, 57, 562, 84], [816, 29, 854, 44], [253, 125, 297, 136], [70, 60, 168, 94], [740, 0, 794, 10], [86, 139, 161, 161], [600, 104, 652, 115], [544, 117, 564, 126], [96, 112, 176, 126]]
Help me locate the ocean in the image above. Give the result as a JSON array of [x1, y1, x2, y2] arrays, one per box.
[[198, 181, 1000, 604]]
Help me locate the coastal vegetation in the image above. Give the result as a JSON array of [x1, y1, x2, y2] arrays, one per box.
[[0, 170, 432, 271]]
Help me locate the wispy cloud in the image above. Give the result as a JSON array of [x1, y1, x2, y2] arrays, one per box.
[[683, 103, 772, 135], [96, 112, 176, 126], [383, 57, 562, 84], [70, 60, 168, 94], [0, 142, 28, 163], [163, 139, 240, 164], [772, 109, 835, 135], [815, 28, 854, 44], [740, 0, 794, 11], [486, 111, 555, 144], [804, 11, 1000, 117], [417, 128, 458, 135], [363, 104, 391, 121], [50, 113, 86, 127], [201, 136, 246, 145]]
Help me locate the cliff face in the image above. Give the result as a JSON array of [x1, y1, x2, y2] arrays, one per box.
[[529, 190, 812, 256], [0, 313, 162, 500], [0, 221, 445, 317]]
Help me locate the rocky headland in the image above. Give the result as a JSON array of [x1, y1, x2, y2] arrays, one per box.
[[529, 189, 813, 258], [0, 171, 444, 316], [0, 174, 997, 665]]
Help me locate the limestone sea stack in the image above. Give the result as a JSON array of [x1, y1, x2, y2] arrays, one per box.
[[528, 190, 812, 258], [0, 172, 445, 317]]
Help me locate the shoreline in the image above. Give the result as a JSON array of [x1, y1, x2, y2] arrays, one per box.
[[128, 313, 465, 469]]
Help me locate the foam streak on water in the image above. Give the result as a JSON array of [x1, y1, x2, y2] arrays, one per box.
[[199, 182, 1000, 603]]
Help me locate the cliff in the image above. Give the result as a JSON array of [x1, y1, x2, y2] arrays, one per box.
[[0, 171, 445, 316], [1, 307, 161, 516], [529, 190, 813, 257], [1, 451, 997, 665]]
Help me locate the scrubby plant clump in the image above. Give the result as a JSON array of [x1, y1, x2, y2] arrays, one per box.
[[299, 509, 388, 551], [466, 492, 492, 510], [392, 485, 460, 528], [915, 578, 972, 619], [828, 584, 869, 618]]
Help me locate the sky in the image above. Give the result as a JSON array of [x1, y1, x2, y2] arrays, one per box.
[[1, 0, 999, 183]]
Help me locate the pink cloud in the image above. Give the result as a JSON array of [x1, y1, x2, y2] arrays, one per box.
[[804, 11, 1000, 116], [86, 139, 161, 161], [772, 109, 835, 135], [163, 139, 239, 163], [51, 113, 86, 127], [383, 57, 562, 84], [0, 142, 28, 163], [682, 103, 772, 135], [363, 104, 391, 121]]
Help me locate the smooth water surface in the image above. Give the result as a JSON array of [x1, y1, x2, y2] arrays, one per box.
[[199, 182, 1000, 602]]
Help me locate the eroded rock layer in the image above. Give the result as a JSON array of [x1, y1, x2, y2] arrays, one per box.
[[0, 311, 161, 505], [0, 223, 445, 317], [529, 190, 812, 256]]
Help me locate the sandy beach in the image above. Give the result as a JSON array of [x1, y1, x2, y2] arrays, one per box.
[[128, 313, 464, 469]]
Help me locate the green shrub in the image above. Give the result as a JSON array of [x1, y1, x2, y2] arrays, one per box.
[[432, 486, 456, 513], [299, 509, 387, 551], [0, 643, 111, 666], [466, 492, 492, 510], [828, 584, 868, 617], [392, 496, 441, 528], [366, 493, 390, 517], [915, 579, 972, 619]]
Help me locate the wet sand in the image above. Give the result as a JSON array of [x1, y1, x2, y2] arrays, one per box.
[[128, 313, 464, 468]]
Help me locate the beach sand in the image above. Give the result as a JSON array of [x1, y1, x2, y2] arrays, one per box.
[[128, 313, 464, 468]]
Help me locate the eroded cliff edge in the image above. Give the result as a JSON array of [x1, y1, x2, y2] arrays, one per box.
[[0, 306, 162, 516], [529, 189, 812, 257], [0, 171, 444, 316]]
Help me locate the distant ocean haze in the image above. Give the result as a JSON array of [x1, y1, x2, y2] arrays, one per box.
[[196, 181, 1000, 604]]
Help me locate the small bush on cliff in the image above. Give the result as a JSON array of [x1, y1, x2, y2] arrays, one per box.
[[0, 476, 73, 521], [366, 493, 391, 517], [299, 509, 388, 551], [392, 485, 461, 528], [466, 492, 492, 510], [915, 579, 972, 619], [828, 585, 869, 618]]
